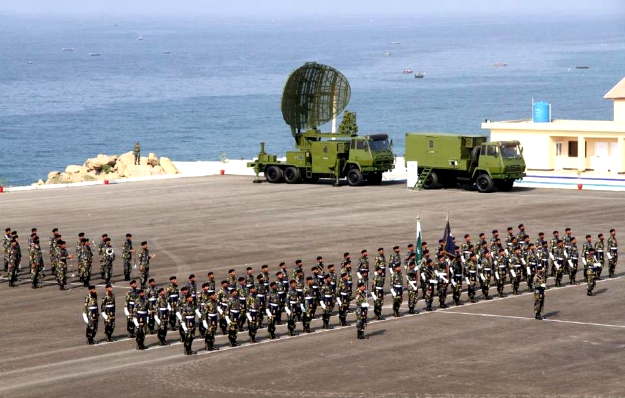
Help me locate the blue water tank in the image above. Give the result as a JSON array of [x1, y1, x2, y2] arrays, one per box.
[[533, 101, 550, 123]]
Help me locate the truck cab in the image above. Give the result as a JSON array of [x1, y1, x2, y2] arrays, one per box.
[[473, 141, 525, 191], [346, 134, 395, 185]]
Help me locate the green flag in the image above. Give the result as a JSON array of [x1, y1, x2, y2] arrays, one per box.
[[416, 217, 422, 263]]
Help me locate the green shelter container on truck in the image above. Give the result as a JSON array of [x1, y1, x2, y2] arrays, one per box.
[[405, 134, 526, 193]]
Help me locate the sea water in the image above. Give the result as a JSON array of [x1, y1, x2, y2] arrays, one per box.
[[1, 15, 624, 186]]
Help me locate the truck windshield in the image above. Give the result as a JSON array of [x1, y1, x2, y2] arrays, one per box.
[[501, 145, 521, 159], [369, 139, 391, 151]]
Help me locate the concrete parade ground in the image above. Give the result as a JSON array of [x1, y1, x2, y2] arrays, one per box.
[[1, 176, 624, 398]]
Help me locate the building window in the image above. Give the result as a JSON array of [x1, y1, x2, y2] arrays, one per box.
[[568, 141, 578, 158], [555, 142, 562, 156]]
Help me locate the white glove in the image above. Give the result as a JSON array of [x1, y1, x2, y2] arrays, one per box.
[[246, 313, 252, 322], [195, 309, 202, 318], [225, 317, 232, 325], [124, 308, 130, 317], [181, 323, 188, 333], [320, 301, 327, 310], [202, 320, 208, 329], [176, 312, 183, 321], [102, 312, 109, 321], [266, 308, 272, 318], [300, 303, 305, 312], [133, 318, 139, 328], [82, 313, 89, 324], [154, 315, 161, 325], [285, 306, 292, 315]]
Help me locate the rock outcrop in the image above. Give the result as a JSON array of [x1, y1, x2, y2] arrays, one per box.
[[44, 151, 180, 185]]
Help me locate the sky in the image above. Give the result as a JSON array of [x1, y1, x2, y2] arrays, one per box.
[[0, 0, 623, 19]]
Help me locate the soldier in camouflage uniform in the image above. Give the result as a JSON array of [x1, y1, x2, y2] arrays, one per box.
[[3, 227, 11, 273], [256, 274, 268, 328], [226, 289, 241, 347], [80, 238, 93, 287], [98, 234, 107, 279], [357, 249, 370, 293], [302, 276, 315, 333], [581, 234, 593, 281], [122, 233, 135, 282], [147, 278, 158, 334], [389, 245, 401, 271], [236, 277, 248, 331], [607, 229, 618, 278], [166, 276, 181, 330], [179, 294, 197, 355], [310, 266, 321, 319], [155, 287, 170, 346], [216, 280, 230, 334], [594, 233, 605, 278], [374, 247, 387, 278], [339, 258, 353, 296], [197, 282, 210, 338], [390, 263, 404, 316], [244, 267, 255, 293], [406, 259, 420, 312], [83, 285, 99, 345], [275, 271, 287, 324], [494, 248, 507, 297], [56, 240, 72, 290], [450, 253, 464, 305], [227, 268, 237, 290], [549, 231, 560, 277], [435, 253, 450, 307], [203, 289, 220, 350], [267, 282, 280, 339], [48, 228, 59, 275], [538, 239, 550, 284], [464, 253, 479, 303], [586, 248, 598, 296], [246, 284, 261, 343], [76, 232, 85, 281], [567, 238, 579, 285], [177, 286, 190, 341], [337, 272, 351, 325], [133, 289, 149, 350], [525, 243, 539, 290], [187, 274, 198, 306], [315, 256, 325, 275], [533, 268, 546, 320], [138, 241, 155, 290], [509, 246, 523, 294], [102, 237, 115, 285], [553, 240, 565, 287], [101, 283, 116, 342], [321, 274, 335, 328], [125, 280, 139, 337], [286, 279, 301, 336], [372, 266, 385, 320], [479, 250, 493, 300], [354, 282, 369, 339], [30, 237, 44, 289]]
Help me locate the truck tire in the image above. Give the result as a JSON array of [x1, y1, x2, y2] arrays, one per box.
[[367, 172, 383, 185], [476, 174, 494, 193], [284, 167, 301, 184], [347, 168, 364, 186], [422, 170, 438, 189], [265, 166, 283, 183], [496, 179, 514, 192]]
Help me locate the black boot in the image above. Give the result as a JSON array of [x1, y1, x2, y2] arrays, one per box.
[[535, 314, 543, 320], [439, 301, 448, 308], [408, 307, 415, 314]]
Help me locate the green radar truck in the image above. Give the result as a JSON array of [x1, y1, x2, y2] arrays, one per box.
[[405, 134, 526, 193], [248, 62, 395, 186]]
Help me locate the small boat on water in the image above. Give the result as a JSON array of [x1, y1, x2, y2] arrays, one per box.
[[62, 47, 74, 52], [493, 62, 507, 67], [89, 53, 101, 57], [414, 72, 425, 78], [382, 52, 391, 56], [137, 36, 144, 41], [162, 50, 171, 54], [575, 65, 589, 69], [26, 60, 33, 64], [403, 68, 413, 74], [390, 41, 401, 45]]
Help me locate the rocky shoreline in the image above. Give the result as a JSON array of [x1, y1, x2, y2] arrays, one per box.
[[40, 151, 180, 185]]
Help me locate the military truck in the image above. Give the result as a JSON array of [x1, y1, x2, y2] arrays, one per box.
[[248, 63, 395, 186], [405, 134, 526, 193]]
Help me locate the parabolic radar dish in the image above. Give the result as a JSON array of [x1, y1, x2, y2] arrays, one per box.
[[281, 62, 351, 132]]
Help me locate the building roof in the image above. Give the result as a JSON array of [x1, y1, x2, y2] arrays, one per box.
[[482, 119, 625, 134], [604, 77, 625, 99]]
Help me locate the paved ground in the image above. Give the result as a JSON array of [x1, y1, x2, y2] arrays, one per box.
[[1, 176, 624, 397]]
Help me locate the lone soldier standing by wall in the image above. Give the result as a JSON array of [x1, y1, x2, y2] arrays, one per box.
[[134, 142, 141, 165]]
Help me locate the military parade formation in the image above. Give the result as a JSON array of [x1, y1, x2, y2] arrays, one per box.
[[1, 224, 619, 355]]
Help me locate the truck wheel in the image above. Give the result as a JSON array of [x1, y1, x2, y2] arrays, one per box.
[[367, 172, 383, 185], [284, 167, 301, 184], [265, 166, 283, 183], [422, 171, 438, 189], [476, 174, 494, 193], [347, 168, 364, 186], [496, 179, 514, 192]]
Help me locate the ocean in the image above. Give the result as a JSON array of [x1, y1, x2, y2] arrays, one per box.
[[1, 15, 624, 186]]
